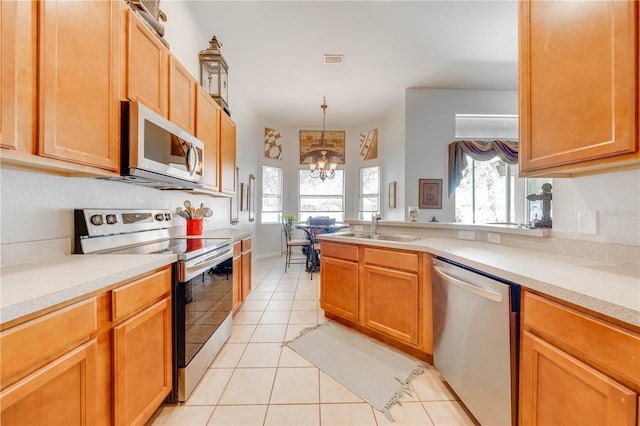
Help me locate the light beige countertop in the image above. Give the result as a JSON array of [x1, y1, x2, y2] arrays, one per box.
[[320, 234, 640, 328], [0, 254, 176, 325]]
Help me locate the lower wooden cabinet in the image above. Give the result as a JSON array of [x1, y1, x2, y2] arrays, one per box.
[[320, 241, 432, 359], [321, 256, 359, 322], [241, 237, 252, 300], [0, 339, 98, 426], [232, 241, 242, 314], [0, 266, 173, 426], [113, 298, 172, 426], [363, 265, 419, 346], [520, 291, 639, 425], [232, 236, 252, 314], [520, 330, 636, 425]]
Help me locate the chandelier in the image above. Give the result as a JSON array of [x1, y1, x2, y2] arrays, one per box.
[[309, 97, 337, 182]]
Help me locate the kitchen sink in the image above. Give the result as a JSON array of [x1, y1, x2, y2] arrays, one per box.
[[336, 232, 422, 242]]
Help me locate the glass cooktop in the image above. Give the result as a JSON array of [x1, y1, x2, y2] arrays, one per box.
[[104, 237, 232, 260]]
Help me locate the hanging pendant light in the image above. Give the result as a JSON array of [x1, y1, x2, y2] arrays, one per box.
[[309, 97, 337, 182]]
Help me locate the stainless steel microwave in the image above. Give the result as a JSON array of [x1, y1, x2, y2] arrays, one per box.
[[116, 101, 204, 190]]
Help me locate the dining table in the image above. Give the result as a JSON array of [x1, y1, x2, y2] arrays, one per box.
[[295, 223, 350, 273]]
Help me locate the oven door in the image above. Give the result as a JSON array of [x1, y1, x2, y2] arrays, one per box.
[[174, 254, 233, 402]]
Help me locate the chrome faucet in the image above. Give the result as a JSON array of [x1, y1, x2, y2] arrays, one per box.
[[371, 212, 382, 235]]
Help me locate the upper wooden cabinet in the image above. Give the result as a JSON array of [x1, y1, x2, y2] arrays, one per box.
[[195, 85, 220, 191], [126, 8, 168, 118], [38, 0, 120, 171], [519, 0, 639, 176], [219, 110, 237, 195], [169, 56, 196, 135], [1, 0, 36, 152]]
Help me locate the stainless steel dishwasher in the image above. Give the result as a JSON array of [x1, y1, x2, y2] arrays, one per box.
[[432, 257, 520, 426]]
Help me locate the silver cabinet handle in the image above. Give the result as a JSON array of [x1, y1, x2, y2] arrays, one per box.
[[433, 266, 503, 302]]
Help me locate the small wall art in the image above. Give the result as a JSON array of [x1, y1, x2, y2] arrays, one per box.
[[359, 129, 378, 160], [388, 181, 397, 208], [419, 179, 442, 209], [299, 130, 345, 165], [264, 128, 283, 160]]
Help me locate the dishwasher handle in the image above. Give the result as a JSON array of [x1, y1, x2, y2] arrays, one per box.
[[433, 265, 503, 303]]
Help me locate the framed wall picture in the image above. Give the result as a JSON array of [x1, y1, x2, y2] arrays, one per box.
[[230, 167, 240, 224], [419, 179, 442, 209], [248, 174, 256, 222], [388, 181, 397, 208], [299, 130, 346, 165], [240, 182, 248, 211]]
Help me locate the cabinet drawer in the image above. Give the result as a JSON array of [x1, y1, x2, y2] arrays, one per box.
[[523, 292, 640, 387], [1, 298, 97, 381], [233, 241, 241, 257], [241, 237, 251, 252], [364, 248, 418, 273], [322, 242, 359, 262], [112, 268, 171, 322]]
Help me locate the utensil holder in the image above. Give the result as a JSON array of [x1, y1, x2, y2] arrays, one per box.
[[186, 219, 203, 235]]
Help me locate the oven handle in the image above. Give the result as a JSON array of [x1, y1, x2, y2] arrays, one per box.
[[183, 250, 233, 281]]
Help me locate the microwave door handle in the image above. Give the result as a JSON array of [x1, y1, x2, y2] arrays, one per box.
[[185, 143, 198, 175]]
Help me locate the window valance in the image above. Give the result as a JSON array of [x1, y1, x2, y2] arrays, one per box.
[[448, 140, 518, 197]]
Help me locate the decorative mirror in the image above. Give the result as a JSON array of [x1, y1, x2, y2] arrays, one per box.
[[230, 167, 239, 224], [248, 174, 255, 222]]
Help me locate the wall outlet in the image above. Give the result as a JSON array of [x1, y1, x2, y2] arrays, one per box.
[[487, 232, 501, 244], [354, 224, 364, 232], [458, 230, 475, 241], [578, 211, 598, 235]]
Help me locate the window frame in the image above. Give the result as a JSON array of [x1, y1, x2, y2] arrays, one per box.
[[298, 169, 345, 222], [260, 164, 283, 224], [358, 165, 380, 220]]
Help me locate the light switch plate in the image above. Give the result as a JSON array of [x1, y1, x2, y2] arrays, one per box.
[[487, 232, 501, 244], [578, 211, 598, 235], [458, 230, 475, 241]]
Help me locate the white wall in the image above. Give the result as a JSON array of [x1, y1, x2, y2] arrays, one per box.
[[0, 1, 260, 248], [553, 169, 640, 246], [405, 88, 518, 222], [404, 88, 640, 247]]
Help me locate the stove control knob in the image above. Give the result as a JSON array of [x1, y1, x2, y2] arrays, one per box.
[[155, 213, 164, 221], [90, 214, 103, 226], [164, 213, 171, 221], [105, 214, 117, 225]]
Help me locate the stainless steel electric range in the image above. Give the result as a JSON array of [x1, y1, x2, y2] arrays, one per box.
[[74, 208, 234, 402]]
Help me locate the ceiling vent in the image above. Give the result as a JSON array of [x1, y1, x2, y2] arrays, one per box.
[[323, 54, 343, 64]]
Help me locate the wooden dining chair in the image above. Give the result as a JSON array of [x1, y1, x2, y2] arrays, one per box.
[[282, 218, 310, 273]]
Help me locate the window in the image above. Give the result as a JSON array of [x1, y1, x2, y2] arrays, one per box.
[[452, 114, 552, 226], [455, 157, 515, 224], [261, 165, 283, 224], [298, 170, 344, 222], [358, 166, 380, 220]]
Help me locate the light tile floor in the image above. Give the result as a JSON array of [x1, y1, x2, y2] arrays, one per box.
[[150, 255, 477, 426]]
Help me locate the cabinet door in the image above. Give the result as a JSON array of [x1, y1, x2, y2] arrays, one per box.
[[520, 331, 637, 426], [519, 0, 638, 175], [241, 248, 252, 300], [126, 8, 168, 117], [113, 297, 172, 426], [363, 265, 419, 346], [232, 254, 242, 314], [169, 56, 196, 134], [1, 0, 35, 152], [38, 0, 120, 170], [0, 339, 98, 426], [195, 85, 220, 191], [219, 110, 236, 195], [321, 257, 359, 322]]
